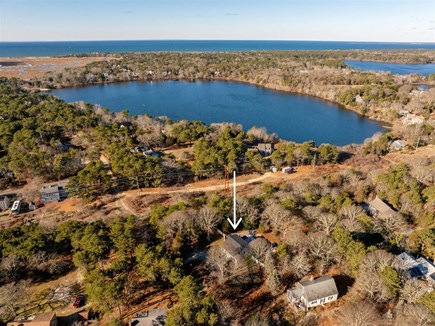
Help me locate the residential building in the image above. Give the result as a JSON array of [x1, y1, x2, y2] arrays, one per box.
[[287, 275, 339, 311], [132, 146, 161, 158], [394, 252, 435, 283], [129, 308, 167, 326], [40, 183, 68, 204], [221, 234, 252, 263], [220, 233, 273, 266], [367, 196, 396, 218], [389, 140, 406, 152], [256, 143, 274, 156], [7, 312, 58, 326]]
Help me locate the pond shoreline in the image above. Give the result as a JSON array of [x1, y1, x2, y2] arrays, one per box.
[[43, 76, 393, 127], [48, 79, 386, 145]]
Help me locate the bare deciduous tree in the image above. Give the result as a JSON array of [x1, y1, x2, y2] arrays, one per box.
[[245, 313, 270, 326], [249, 237, 271, 263], [21, 176, 44, 202], [161, 210, 197, 250], [237, 198, 260, 227], [0, 280, 31, 323], [399, 279, 427, 304], [261, 200, 291, 233], [394, 303, 434, 326], [207, 246, 233, 283], [355, 250, 396, 303], [316, 213, 339, 235], [340, 205, 364, 221], [361, 250, 395, 274], [302, 205, 322, 222], [216, 301, 236, 326], [355, 271, 392, 303], [306, 233, 337, 271], [0, 255, 22, 278], [197, 206, 221, 240], [290, 252, 312, 278], [336, 301, 382, 326], [247, 126, 277, 143], [374, 213, 407, 245], [298, 314, 319, 326]]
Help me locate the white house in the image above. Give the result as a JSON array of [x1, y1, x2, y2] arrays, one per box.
[[287, 275, 339, 311]]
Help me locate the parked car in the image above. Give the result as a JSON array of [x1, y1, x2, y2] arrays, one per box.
[[73, 295, 85, 308], [281, 166, 295, 174]]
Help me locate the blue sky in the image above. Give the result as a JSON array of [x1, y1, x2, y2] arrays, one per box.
[[1, 0, 434, 42]]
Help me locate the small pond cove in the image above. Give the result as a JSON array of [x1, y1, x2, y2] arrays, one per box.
[[345, 60, 435, 76], [49, 80, 387, 146]]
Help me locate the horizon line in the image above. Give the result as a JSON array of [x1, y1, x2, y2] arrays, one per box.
[[1, 39, 435, 44]]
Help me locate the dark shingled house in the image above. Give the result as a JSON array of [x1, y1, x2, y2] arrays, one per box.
[[256, 143, 274, 156]]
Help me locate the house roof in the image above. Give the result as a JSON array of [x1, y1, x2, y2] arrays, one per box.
[[40, 185, 62, 195], [299, 276, 338, 302], [395, 252, 418, 270], [395, 252, 435, 281], [369, 196, 395, 216], [31, 312, 56, 323], [257, 143, 273, 151], [225, 234, 247, 249], [221, 234, 248, 258], [416, 257, 435, 276], [7, 312, 56, 326], [129, 308, 167, 326]]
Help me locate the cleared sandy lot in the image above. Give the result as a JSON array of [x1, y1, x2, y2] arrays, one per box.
[[0, 56, 110, 79]]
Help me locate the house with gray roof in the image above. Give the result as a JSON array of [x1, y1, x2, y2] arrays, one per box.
[[40, 183, 68, 204], [367, 196, 396, 218], [394, 252, 435, 284], [221, 234, 252, 264], [287, 275, 338, 311]]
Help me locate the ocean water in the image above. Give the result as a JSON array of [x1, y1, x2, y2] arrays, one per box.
[[49, 80, 385, 145], [1, 40, 435, 57]]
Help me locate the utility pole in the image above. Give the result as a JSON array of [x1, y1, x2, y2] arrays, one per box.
[[224, 166, 230, 193], [312, 153, 317, 170]]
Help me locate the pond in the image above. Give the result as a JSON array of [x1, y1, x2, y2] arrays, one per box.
[[50, 81, 386, 145], [345, 60, 435, 76]]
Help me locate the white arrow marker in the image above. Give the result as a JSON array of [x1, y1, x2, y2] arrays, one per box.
[[228, 170, 242, 230]]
